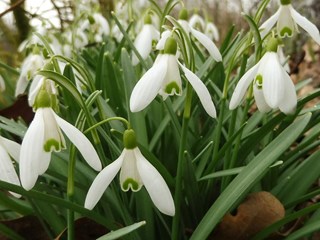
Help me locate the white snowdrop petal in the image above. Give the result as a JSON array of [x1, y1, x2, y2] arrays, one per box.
[[130, 55, 167, 112], [190, 27, 222, 62], [229, 63, 260, 110], [156, 30, 171, 50], [135, 148, 175, 216], [54, 111, 102, 171], [261, 53, 284, 108], [205, 22, 219, 42], [85, 154, 124, 210], [279, 71, 297, 114], [20, 109, 46, 190], [0, 137, 21, 163], [277, 5, 296, 38], [253, 85, 272, 113], [259, 8, 281, 39], [0, 145, 21, 198], [132, 25, 154, 65], [179, 63, 216, 118], [290, 6, 320, 45], [119, 149, 142, 192]]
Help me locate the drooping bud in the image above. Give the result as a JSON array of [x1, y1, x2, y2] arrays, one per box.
[[123, 129, 137, 149]]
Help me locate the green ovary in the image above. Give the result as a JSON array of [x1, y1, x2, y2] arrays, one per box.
[[165, 82, 181, 95], [255, 75, 263, 90], [122, 178, 140, 192], [280, 0, 291, 5], [44, 139, 61, 152], [280, 27, 293, 37]]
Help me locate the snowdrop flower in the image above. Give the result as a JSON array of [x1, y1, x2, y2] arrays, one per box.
[[205, 22, 219, 42], [130, 37, 217, 118], [85, 129, 175, 216], [177, 8, 222, 62], [132, 14, 160, 65], [0, 136, 21, 198], [189, 13, 220, 42], [259, 0, 320, 44], [20, 82, 102, 190], [80, 13, 110, 43], [229, 37, 297, 114], [15, 53, 45, 97], [189, 14, 205, 30]]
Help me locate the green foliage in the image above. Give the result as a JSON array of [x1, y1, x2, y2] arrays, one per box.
[[0, 0, 320, 239]]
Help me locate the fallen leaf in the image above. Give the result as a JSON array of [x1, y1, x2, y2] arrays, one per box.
[[211, 191, 285, 240]]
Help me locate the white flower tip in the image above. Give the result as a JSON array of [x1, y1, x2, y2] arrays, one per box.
[[160, 202, 175, 216], [21, 180, 35, 191], [229, 100, 238, 110], [9, 191, 22, 198], [129, 101, 142, 113], [84, 199, 95, 210], [92, 162, 102, 172]]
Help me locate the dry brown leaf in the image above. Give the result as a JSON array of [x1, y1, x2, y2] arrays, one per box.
[[211, 191, 285, 240]]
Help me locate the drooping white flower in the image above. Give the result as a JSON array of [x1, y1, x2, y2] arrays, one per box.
[[80, 13, 110, 43], [20, 86, 102, 190], [189, 13, 220, 42], [189, 14, 206, 30], [177, 9, 222, 62], [229, 38, 297, 114], [15, 53, 45, 97], [130, 37, 217, 118], [205, 22, 220, 42], [132, 14, 160, 65], [259, 0, 320, 44], [0, 136, 21, 198], [85, 129, 175, 216]]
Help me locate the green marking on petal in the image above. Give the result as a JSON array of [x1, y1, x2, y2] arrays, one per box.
[[165, 81, 181, 95], [255, 75, 263, 90], [44, 139, 61, 152], [280, 0, 291, 5], [122, 178, 140, 192], [280, 27, 293, 38]]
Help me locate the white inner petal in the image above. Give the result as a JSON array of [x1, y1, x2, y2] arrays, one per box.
[[119, 149, 143, 192]]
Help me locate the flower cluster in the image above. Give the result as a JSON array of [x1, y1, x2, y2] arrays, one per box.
[[0, 1, 319, 236]]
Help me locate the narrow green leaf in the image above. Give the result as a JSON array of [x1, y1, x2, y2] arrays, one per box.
[[272, 150, 320, 204], [97, 221, 146, 240]]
